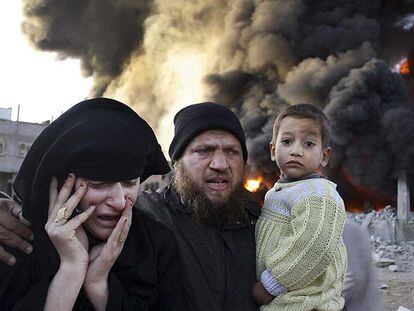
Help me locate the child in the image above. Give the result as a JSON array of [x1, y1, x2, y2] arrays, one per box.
[[254, 103, 347, 311]]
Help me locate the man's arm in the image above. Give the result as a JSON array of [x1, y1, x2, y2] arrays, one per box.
[[0, 199, 33, 265]]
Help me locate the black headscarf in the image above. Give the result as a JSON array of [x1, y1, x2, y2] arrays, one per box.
[[13, 97, 170, 224], [3, 99, 190, 311]]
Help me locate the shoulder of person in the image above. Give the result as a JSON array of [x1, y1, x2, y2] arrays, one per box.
[[132, 208, 175, 242], [136, 189, 165, 210], [303, 177, 338, 192], [240, 188, 261, 218], [286, 178, 344, 207], [343, 218, 369, 243], [135, 187, 175, 229]]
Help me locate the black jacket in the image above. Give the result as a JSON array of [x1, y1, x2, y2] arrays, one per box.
[[0, 209, 190, 311], [137, 185, 261, 311]]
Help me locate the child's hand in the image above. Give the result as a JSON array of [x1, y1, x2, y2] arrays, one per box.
[[251, 281, 275, 306]]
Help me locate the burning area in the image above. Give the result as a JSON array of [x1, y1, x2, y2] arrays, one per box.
[[21, 0, 414, 212]]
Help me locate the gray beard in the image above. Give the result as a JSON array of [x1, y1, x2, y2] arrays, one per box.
[[172, 161, 246, 227]]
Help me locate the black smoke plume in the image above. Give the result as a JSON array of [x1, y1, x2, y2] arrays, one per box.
[[22, 0, 152, 95], [22, 0, 414, 208]]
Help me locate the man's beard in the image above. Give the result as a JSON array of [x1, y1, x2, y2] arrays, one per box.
[[172, 161, 246, 227]]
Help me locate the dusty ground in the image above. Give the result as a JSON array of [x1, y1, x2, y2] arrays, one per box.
[[373, 239, 414, 311], [377, 268, 414, 310], [349, 211, 414, 311]]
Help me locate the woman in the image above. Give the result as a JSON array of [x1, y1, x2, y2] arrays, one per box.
[[0, 98, 190, 310]]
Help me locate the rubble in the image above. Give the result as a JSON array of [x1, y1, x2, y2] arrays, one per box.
[[379, 283, 389, 289], [348, 206, 398, 241], [347, 211, 414, 270], [373, 240, 414, 272], [389, 265, 400, 272], [371, 238, 414, 272], [373, 252, 395, 267], [347, 212, 414, 309], [375, 258, 395, 267]]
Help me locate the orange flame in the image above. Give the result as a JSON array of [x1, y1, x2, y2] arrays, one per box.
[[338, 164, 395, 212], [400, 58, 412, 75], [244, 177, 263, 192]]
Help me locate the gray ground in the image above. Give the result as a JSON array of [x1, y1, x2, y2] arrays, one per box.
[[374, 240, 414, 311], [377, 269, 414, 310], [348, 210, 414, 311]]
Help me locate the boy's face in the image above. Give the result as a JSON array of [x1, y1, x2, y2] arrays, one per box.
[[270, 116, 331, 180]]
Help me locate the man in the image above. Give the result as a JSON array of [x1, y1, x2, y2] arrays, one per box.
[[138, 103, 260, 311], [0, 102, 260, 311], [342, 217, 384, 311], [0, 197, 33, 266]]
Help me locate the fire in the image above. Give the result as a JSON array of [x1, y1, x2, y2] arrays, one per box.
[[338, 165, 395, 212], [399, 58, 412, 75], [245, 177, 263, 192]]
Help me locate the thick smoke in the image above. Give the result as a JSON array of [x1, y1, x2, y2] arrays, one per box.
[[22, 0, 152, 95], [325, 59, 414, 199], [22, 0, 414, 206], [103, 0, 226, 145], [205, 0, 414, 204], [22, 0, 226, 146]]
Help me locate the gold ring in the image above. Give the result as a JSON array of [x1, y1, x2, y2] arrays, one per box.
[[118, 237, 124, 243], [54, 206, 68, 223]]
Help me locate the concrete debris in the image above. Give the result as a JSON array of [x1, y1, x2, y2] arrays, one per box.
[[388, 264, 400, 272], [348, 206, 398, 241], [374, 257, 395, 267], [347, 212, 414, 272], [347, 212, 414, 311], [379, 283, 389, 289], [370, 239, 414, 272]]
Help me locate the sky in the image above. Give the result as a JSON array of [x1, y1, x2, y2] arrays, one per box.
[[0, 2, 93, 123]]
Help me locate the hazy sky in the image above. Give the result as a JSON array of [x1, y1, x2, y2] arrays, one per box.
[[0, 2, 93, 123]]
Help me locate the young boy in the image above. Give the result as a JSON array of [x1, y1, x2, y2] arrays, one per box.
[[254, 103, 347, 311]]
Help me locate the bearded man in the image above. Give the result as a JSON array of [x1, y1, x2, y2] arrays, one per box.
[[137, 103, 260, 311], [0, 102, 260, 311]]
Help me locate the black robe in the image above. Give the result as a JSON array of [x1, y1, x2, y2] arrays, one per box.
[[0, 208, 190, 311], [137, 186, 260, 311]]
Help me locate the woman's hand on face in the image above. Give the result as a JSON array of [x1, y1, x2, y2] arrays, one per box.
[[45, 174, 95, 268], [83, 199, 132, 310], [84, 198, 133, 285]]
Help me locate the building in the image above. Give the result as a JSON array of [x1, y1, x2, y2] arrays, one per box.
[[0, 107, 48, 195], [140, 171, 172, 192]]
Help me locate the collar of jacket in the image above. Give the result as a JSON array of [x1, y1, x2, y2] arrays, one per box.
[[158, 185, 259, 230], [278, 172, 325, 183]]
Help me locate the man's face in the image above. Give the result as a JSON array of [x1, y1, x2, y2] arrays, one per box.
[[180, 129, 245, 206]]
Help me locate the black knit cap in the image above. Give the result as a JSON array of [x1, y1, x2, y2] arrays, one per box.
[[168, 102, 248, 162]]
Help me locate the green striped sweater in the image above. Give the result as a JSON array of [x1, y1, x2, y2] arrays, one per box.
[[256, 178, 347, 311]]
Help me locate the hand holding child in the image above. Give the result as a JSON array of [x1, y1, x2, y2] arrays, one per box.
[[252, 281, 274, 306]]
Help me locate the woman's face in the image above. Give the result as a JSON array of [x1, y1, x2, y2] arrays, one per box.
[[75, 177, 140, 240]]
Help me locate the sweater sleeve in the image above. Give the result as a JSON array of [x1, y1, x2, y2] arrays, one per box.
[[264, 194, 345, 290]]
